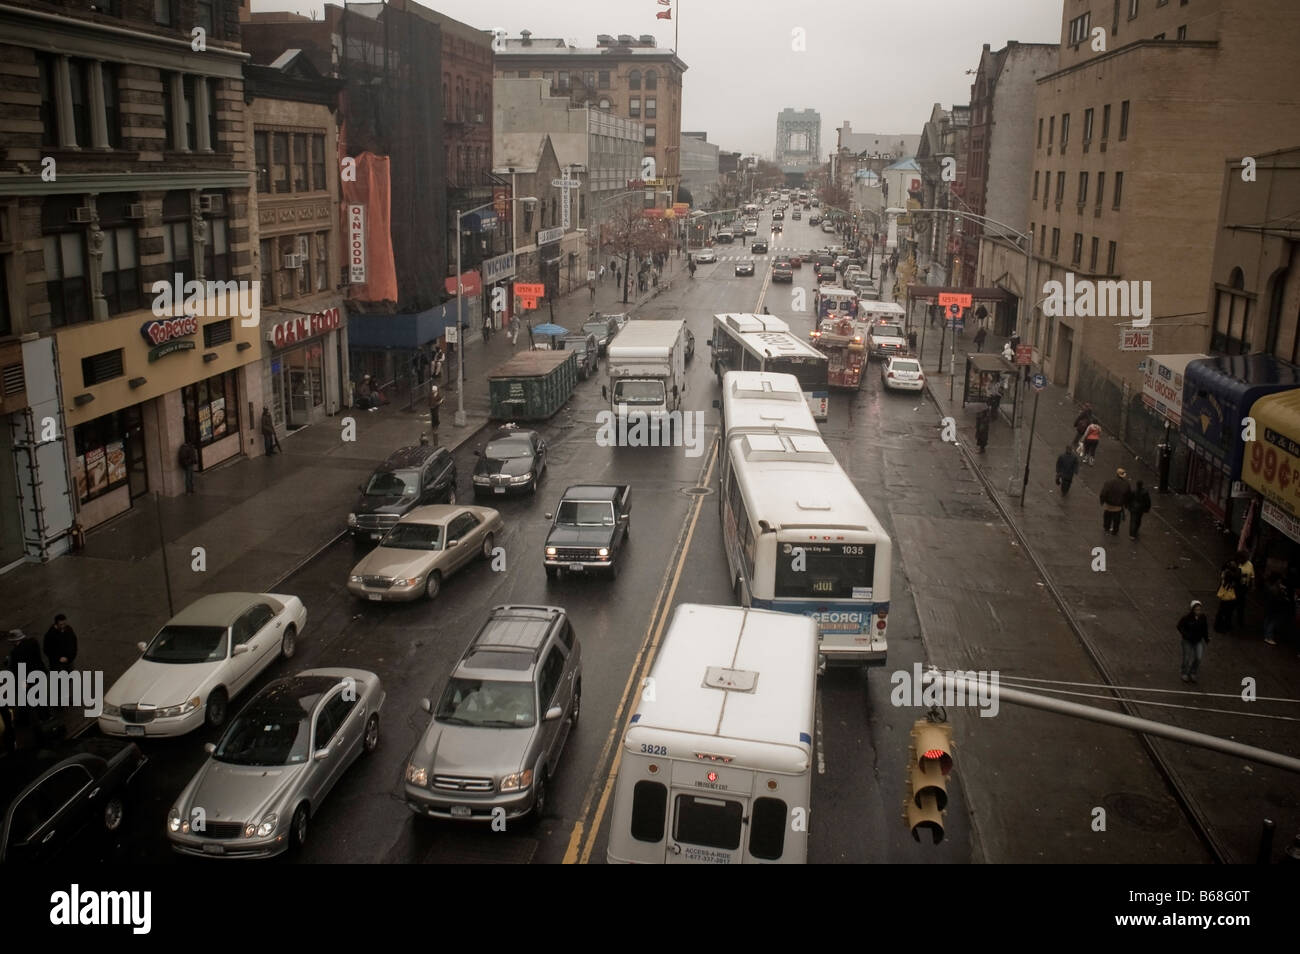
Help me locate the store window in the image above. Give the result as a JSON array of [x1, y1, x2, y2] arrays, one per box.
[[183, 369, 240, 448], [71, 409, 133, 504]]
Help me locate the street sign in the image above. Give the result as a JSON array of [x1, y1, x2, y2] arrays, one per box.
[[1120, 327, 1153, 351], [587, 270, 596, 281], [946, 303, 964, 319], [1031, 373, 1047, 392], [938, 292, 972, 308], [520, 297, 537, 310], [515, 283, 545, 298], [1016, 345, 1033, 366], [445, 325, 458, 344]]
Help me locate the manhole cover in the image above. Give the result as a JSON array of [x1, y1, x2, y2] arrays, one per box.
[[683, 486, 713, 496]]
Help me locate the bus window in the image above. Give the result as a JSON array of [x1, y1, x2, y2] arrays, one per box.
[[749, 797, 789, 860], [630, 780, 668, 842], [673, 794, 744, 850], [775, 542, 874, 599]]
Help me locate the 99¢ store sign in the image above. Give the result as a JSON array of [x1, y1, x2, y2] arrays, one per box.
[[1245, 426, 1300, 516]]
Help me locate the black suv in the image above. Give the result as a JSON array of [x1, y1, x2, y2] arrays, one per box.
[[751, 239, 769, 254], [349, 444, 457, 542]]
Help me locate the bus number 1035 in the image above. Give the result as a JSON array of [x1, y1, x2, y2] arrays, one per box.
[[842, 545, 865, 555]]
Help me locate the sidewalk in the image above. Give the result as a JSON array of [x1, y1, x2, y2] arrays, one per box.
[[914, 314, 1300, 862], [0, 263, 680, 743]]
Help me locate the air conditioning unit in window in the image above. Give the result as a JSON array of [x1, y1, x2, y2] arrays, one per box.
[[283, 253, 304, 269], [68, 207, 94, 224], [475, 113, 485, 124], [298, 236, 309, 257], [125, 203, 146, 220], [200, 194, 225, 214]]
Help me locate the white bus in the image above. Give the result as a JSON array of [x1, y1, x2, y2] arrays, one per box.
[[606, 603, 817, 864], [716, 371, 890, 667], [709, 314, 830, 421]]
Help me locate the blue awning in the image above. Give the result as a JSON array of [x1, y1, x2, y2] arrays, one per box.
[[1180, 354, 1300, 477], [347, 302, 464, 349]]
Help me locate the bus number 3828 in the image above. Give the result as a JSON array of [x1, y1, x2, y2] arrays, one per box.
[[640, 744, 668, 755]]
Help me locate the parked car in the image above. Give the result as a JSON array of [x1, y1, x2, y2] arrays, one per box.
[[816, 265, 837, 284], [349, 444, 457, 541], [99, 592, 307, 736], [772, 259, 794, 282], [1, 738, 146, 863], [582, 317, 618, 354], [472, 425, 547, 497], [404, 605, 582, 822], [559, 332, 600, 379], [751, 239, 768, 254], [822, 222, 837, 233], [694, 249, 716, 264], [735, 261, 755, 276], [166, 669, 384, 858], [348, 505, 504, 601], [881, 356, 926, 392]]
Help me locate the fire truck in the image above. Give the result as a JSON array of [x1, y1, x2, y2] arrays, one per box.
[[809, 316, 866, 389]]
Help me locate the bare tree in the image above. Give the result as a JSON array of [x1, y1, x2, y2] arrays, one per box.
[[603, 202, 674, 304]]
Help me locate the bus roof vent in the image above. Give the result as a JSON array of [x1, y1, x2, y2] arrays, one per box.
[[703, 666, 758, 692], [789, 434, 829, 453], [796, 496, 832, 511]]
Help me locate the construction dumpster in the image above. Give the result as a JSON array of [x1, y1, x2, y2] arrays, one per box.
[[487, 350, 578, 420]]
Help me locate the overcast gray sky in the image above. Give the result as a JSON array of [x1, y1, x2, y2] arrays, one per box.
[[251, 0, 1064, 157]]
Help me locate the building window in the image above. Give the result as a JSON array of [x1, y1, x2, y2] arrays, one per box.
[[1078, 171, 1089, 205], [182, 370, 240, 448], [1037, 117, 1043, 148], [203, 319, 232, 348], [1154, 33, 1166, 40], [260, 238, 274, 305], [1101, 104, 1111, 141], [1082, 107, 1094, 145], [37, 55, 58, 147], [1039, 224, 1046, 254], [1042, 169, 1049, 209], [1113, 171, 1124, 208], [181, 75, 198, 150], [1055, 171, 1065, 203], [1051, 228, 1060, 259], [1095, 171, 1105, 211], [1072, 233, 1083, 265], [41, 197, 90, 328], [1213, 269, 1252, 355], [314, 231, 329, 291], [81, 349, 123, 387], [1107, 241, 1117, 274], [1068, 11, 1091, 46], [599, 97, 611, 110], [1177, 24, 1187, 39], [272, 132, 289, 193], [206, 79, 219, 152], [630, 97, 640, 118], [646, 69, 658, 90], [646, 97, 657, 119], [558, 71, 569, 90], [1032, 170, 1039, 199], [1129, 0, 1140, 18], [1060, 112, 1070, 150], [72, 410, 131, 504], [598, 70, 610, 89], [517, 70, 529, 79], [292, 134, 308, 192], [96, 193, 141, 315], [161, 72, 175, 148], [102, 64, 121, 149], [203, 197, 229, 282], [196, 0, 214, 38], [0, 257, 10, 337], [254, 132, 270, 192], [645, 126, 656, 146], [628, 70, 641, 90], [161, 190, 193, 285], [68, 59, 92, 148], [584, 71, 595, 89], [1048, 115, 1055, 148], [153, 0, 172, 25], [1090, 236, 1099, 271], [1119, 100, 1130, 140]]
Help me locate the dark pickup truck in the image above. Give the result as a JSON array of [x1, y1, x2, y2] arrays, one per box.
[[543, 484, 631, 580]]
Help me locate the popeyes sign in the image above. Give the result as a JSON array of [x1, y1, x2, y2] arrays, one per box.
[[268, 307, 342, 349]]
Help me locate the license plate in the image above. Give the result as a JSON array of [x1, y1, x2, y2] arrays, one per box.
[[569, 563, 585, 572], [368, 593, 382, 601], [450, 806, 472, 818], [493, 486, 506, 494], [125, 725, 145, 737], [203, 843, 225, 855]]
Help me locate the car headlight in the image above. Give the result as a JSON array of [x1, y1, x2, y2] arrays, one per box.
[[393, 577, 419, 587], [472, 475, 490, 484], [102, 702, 120, 717], [406, 762, 428, 786], [255, 812, 278, 838], [350, 574, 365, 583], [598, 548, 609, 558], [499, 769, 533, 793], [156, 697, 201, 719], [545, 547, 557, 557], [510, 473, 533, 484], [347, 513, 358, 527], [168, 807, 182, 833]]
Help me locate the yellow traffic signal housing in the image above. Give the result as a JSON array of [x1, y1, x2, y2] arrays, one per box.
[[905, 720, 954, 844]]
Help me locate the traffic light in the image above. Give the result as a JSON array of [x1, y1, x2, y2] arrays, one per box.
[[905, 719, 953, 844]]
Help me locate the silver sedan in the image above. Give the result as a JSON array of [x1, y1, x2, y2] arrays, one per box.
[[348, 505, 504, 601], [167, 668, 385, 858]]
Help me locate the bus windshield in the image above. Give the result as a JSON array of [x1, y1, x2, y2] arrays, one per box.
[[774, 542, 874, 599], [768, 356, 827, 392]]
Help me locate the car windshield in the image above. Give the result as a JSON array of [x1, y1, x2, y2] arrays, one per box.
[[557, 500, 614, 526], [582, 322, 608, 337], [213, 704, 312, 765], [435, 677, 536, 728], [484, 439, 532, 459], [892, 360, 922, 373], [877, 325, 904, 338], [613, 380, 666, 405], [381, 523, 443, 550], [143, 625, 228, 663], [365, 469, 419, 497]]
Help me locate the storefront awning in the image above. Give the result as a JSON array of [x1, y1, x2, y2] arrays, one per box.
[[1141, 353, 1208, 427], [1242, 388, 1300, 517], [1180, 353, 1300, 478], [906, 286, 1012, 304], [348, 302, 461, 349]]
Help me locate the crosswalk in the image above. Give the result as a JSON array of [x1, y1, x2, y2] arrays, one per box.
[[700, 246, 818, 262]]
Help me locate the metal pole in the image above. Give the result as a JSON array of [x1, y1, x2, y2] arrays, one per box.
[[1020, 386, 1040, 506], [948, 310, 956, 402], [155, 492, 174, 618], [1010, 235, 1033, 494], [454, 209, 466, 427]]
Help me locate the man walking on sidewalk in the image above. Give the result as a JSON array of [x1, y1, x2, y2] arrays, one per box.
[[1177, 600, 1209, 683], [1055, 444, 1080, 496], [975, 409, 990, 453], [973, 326, 987, 352], [1100, 467, 1132, 534], [261, 407, 280, 455], [178, 439, 198, 494], [1127, 480, 1152, 538], [43, 614, 77, 672]]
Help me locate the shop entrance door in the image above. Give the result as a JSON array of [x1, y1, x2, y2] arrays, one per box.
[[288, 368, 310, 427], [125, 405, 148, 499]]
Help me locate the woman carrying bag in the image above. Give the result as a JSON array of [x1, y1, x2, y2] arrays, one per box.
[[1214, 559, 1240, 634]]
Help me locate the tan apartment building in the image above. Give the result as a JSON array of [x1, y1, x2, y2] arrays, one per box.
[[496, 32, 686, 201]]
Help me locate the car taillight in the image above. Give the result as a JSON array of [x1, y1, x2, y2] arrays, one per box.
[[887, 371, 894, 378]]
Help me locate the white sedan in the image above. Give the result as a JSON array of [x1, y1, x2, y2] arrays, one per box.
[[881, 356, 925, 392], [99, 592, 306, 738], [694, 249, 716, 264]]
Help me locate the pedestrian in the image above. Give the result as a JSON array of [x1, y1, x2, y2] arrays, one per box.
[[609, 258, 617, 275], [1214, 558, 1240, 634], [973, 326, 987, 352], [260, 407, 279, 455], [355, 375, 376, 410], [428, 383, 443, 436], [1074, 404, 1094, 442], [1099, 467, 1132, 534], [431, 346, 445, 385], [1177, 600, 1209, 683], [1055, 444, 1080, 496], [510, 321, 519, 348], [590, 279, 597, 301], [652, 271, 659, 290], [986, 375, 1003, 416], [178, 439, 198, 494], [1082, 421, 1102, 464], [5, 629, 48, 742], [1126, 480, 1151, 538], [43, 614, 77, 672], [1264, 573, 1291, 646], [1234, 549, 1255, 627], [975, 408, 990, 453], [599, 264, 606, 283]]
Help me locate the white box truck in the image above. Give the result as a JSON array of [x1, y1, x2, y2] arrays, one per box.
[[603, 318, 687, 437], [606, 603, 817, 864]]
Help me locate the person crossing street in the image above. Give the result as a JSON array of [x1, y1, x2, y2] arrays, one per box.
[[1055, 444, 1080, 496]]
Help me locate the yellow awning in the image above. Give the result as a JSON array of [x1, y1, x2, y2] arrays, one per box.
[[1243, 389, 1300, 516]]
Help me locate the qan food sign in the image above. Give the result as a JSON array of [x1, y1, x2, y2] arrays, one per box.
[[268, 307, 341, 350]]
